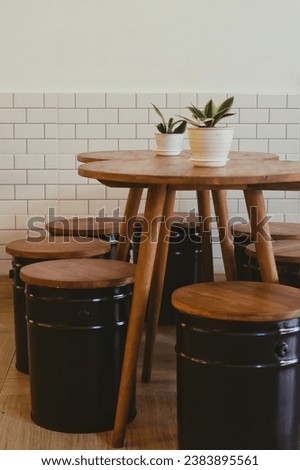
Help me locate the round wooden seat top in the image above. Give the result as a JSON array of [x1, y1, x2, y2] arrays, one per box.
[[171, 281, 300, 322], [5, 236, 111, 259], [231, 222, 300, 240], [246, 240, 300, 264], [20, 259, 135, 289], [46, 217, 123, 237]]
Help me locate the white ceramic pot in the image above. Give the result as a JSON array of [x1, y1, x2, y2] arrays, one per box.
[[188, 127, 233, 167], [155, 133, 183, 156]]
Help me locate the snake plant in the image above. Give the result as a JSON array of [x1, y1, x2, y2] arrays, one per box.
[[152, 103, 187, 134], [180, 96, 235, 128]]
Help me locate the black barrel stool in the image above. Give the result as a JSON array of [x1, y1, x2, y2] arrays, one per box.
[[20, 258, 136, 433], [132, 212, 203, 324], [231, 222, 300, 280], [246, 240, 300, 287], [46, 217, 123, 259], [172, 281, 300, 450], [6, 236, 110, 374]]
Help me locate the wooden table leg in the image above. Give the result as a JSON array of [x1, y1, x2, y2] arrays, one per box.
[[244, 189, 279, 283], [115, 187, 144, 262], [141, 188, 176, 383], [112, 184, 168, 448], [212, 190, 237, 281], [197, 190, 214, 281]]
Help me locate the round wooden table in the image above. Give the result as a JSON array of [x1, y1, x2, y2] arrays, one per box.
[[78, 150, 300, 447]]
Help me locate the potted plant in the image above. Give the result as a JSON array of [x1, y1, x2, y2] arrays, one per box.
[[152, 104, 187, 156], [179, 96, 235, 167]]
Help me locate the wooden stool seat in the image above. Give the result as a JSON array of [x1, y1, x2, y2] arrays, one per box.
[[20, 258, 135, 289], [232, 222, 300, 241], [46, 217, 123, 237], [172, 281, 300, 322], [246, 240, 300, 264], [6, 236, 111, 259]]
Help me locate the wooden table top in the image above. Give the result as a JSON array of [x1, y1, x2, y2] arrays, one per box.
[[77, 150, 279, 163], [78, 153, 300, 190]]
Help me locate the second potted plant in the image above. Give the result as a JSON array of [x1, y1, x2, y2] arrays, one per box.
[[152, 104, 187, 156], [180, 96, 235, 167]]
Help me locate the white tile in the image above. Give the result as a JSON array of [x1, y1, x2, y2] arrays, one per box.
[[233, 94, 257, 108], [15, 124, 44, 138], [76, 93, 105, 108], [231, 124, 256, 138], [263, 191, 285, 199], [0, 215, 15, 229], [0, 93, 13, 107], [0, 185, 14, 199], [270, 109, 299, 124], [0, 124, 13, 138], [28, 170, 58, 184], [44, 93, 58, 108], [46, 185, 76, 200], [58, 109, 87, 123], [0, 200, 27, 214], [57, 94, 75, 108], [88, 140, 118, 151], [269, 139, 299, 154], [0, 229, 28, 244], [197, 93, 228, 106], [0, 259, 12, 274], [106, 93, 136, 108], [0, 154, 14, 169], [28, 200, 59, 215], [76, 124, 105, 139], [16, 215, 40, 230], [89, 109, 118, 123], [14, 93, 44, 108], [16, 185, 45, 199], [0, 140, 26, 154], [0, 169, 26, 184], [44, 124, 57, 139], [57, 154, 77, 169], [258, 94, 286, 108], [119, 109, 148, 123], [137, 93, 166, 108], [239, 140, 268, 152], [57, 169, 86, 184], [240, 109, 269, 123], [58, 139, 87, 154], [136, 124, 155, 139], [59, 124, 76, 139], [257, 124, 285, 138], [0, 109, 26, 123], [167, 94, 197, 108], [15, 154, 45, 169], [287, 124, 299, 139], [107, 187, 130, 199], [106, 124, 135, 139], [287, 94, 300, 108], [76, 185, 106, 199], [119, 139, 149, 150], [89, 199, 120, 215], [27, 139, 58, 154], [57, 200, 88, 215], [268, 198, 298, 215], [27, 108, 58, 123]]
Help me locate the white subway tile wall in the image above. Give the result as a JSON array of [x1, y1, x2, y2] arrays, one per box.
[[0, 93, 299, 274]]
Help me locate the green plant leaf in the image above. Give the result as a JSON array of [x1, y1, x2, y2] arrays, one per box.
[[152, 103, 166, 128], [167, 117, 174, 132], [173, 120, 187, 134], [187, 104, 206, 122], [217, 96, 234, 114], [204, 99, 213, 118], [156, 123, 166, 133]]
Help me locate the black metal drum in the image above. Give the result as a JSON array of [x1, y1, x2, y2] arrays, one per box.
[[132, 219, 203, 324], [9, 256, 45, 374], [176, 312, 300, 449], [26, 284, 136, 433]]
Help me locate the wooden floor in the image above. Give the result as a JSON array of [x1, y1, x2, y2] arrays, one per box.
[[0, 275, 177, 450]]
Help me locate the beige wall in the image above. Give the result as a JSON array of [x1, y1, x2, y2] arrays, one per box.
[[1, 0, 300, 92]]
